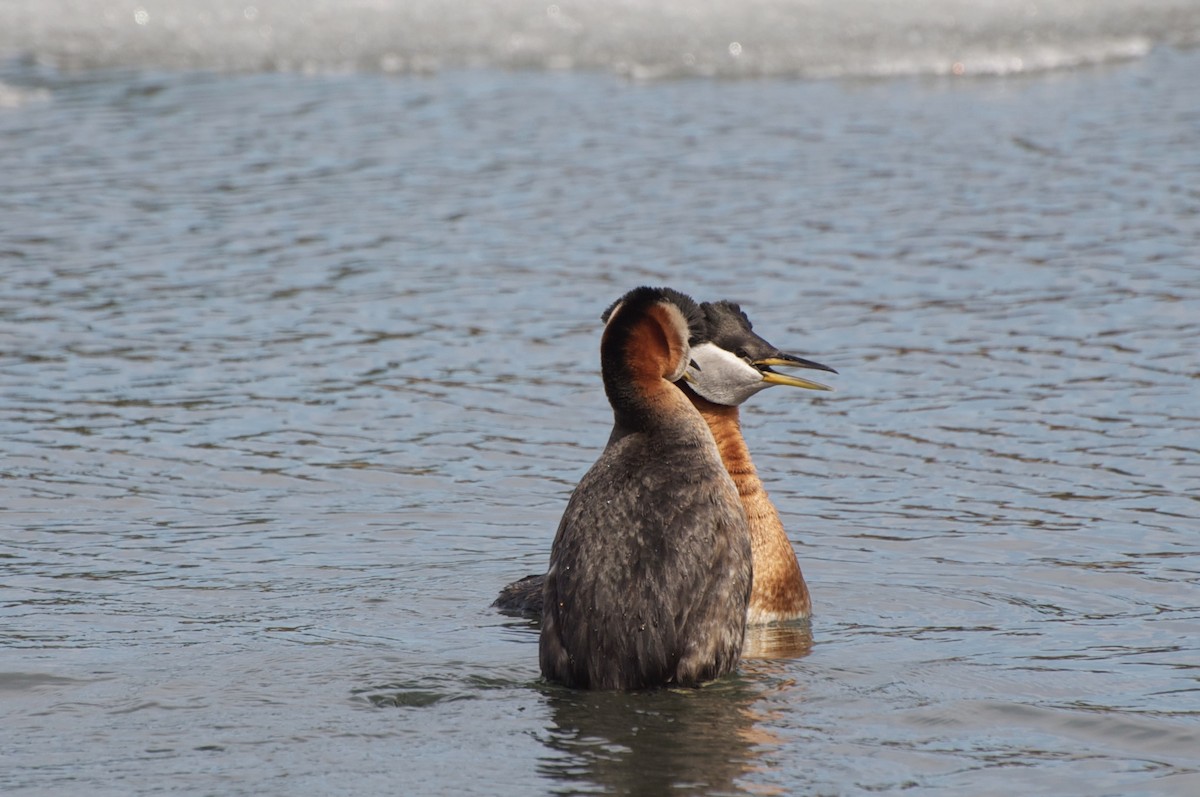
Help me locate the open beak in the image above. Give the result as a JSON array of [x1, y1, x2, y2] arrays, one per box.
[[752, 353, 836, 392], [678, 359, 702, 384]]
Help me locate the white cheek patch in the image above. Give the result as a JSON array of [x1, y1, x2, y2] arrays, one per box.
[[686, 342, 769, 406]]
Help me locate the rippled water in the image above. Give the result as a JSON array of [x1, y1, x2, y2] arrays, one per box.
[[3, 43, 1199, 795]]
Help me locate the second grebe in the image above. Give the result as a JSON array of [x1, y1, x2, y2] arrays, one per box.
[[496, 300, 835, 626], [539, 286, 752, 690], [684, 300, 835, 624]]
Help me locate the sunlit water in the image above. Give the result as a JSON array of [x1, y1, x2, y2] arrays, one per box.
[[2, 6, 1199, 794], [3, 0, 1200, 78]]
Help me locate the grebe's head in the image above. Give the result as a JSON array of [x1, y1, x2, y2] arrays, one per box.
[[597, 286, 700, 391], [684, 300, 836, 406], [601, 287, 704, 384]]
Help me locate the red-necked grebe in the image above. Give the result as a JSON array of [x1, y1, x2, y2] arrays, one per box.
[[539, 286, 752, 690], [496, 299, 835, 626], [685, 300, 835, 624]]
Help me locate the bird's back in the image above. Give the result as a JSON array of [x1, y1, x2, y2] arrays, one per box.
[[539, 424, 751, 690]]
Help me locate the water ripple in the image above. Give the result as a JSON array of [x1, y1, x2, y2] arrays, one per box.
[[1, 47, 1198, 796]]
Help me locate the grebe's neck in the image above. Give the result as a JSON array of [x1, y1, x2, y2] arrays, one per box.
[[686, 390, 812, 623]]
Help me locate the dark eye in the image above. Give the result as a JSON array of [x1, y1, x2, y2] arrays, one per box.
[[735, 348, 751, 361]]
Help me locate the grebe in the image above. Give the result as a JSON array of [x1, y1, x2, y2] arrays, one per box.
[[539, 286, 751, 690], [684, 300, 834, 625], [496, 300, 835, 626]]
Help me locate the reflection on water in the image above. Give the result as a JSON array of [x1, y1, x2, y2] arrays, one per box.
[[539, 680, 770, 796], [743, 622, 814, 661], [535, 625, 813, 794], [539, 652, 823, 796], [1, 45, 1199, 796]]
